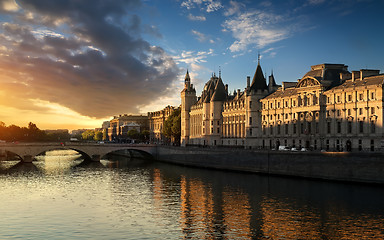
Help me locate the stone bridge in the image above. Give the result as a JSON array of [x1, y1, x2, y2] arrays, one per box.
[[0, 142, 157, 162]]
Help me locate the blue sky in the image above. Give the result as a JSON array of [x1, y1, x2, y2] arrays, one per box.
[[0, 0, 383, 129]]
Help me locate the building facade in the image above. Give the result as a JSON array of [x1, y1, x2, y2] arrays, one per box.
[[148, 105, 179, 143], [106, 114, 149, 142], [181, 62, 384, 152]]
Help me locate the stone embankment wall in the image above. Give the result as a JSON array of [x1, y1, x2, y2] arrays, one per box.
[[156, 146, 384, 184]]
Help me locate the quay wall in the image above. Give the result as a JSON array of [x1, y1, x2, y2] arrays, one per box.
[[156, 146, 384, 184]]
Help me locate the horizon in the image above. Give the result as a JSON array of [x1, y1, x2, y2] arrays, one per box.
[[1, 0, 383, 130]]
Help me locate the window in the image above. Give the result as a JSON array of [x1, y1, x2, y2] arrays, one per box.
[[301, 123, 304, 134], [277, 125, 281, 135], [371, 92, 375, 99], [293, 124, 297, 134], [285, 124, 289, 134], [337, 96, 340, 102], [359, 93, 363, 100], [278, 102, 280, 108], [359, 121, 364, 133], [359, 108, 363, 115], [337, 122, 341, 133], [371, 121, 376, 134], [348, 95, 352, 101], [217, 127, 220, 134], [270, 125, 273, 135], [348, 109, 351, 115], [371, 107, 375, 114], [327, 122, 331, 134], [250, 128, 253, 136], [270, 103, 273, 108], [337, 110, 340, 116], [285, 113, 288, 119], [316, 122, 319, 134], [348, 121, 352, 133]]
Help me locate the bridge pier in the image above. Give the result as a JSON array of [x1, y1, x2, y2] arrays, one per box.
[[91, 154, 101, 162], [22, 155, 33, 163]]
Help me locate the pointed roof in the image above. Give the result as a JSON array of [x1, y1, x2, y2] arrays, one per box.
[[268, 71, 278, 88], [250, 60, 268, 91], [185, 70, 190, 81], [211, 77, 227, 101]]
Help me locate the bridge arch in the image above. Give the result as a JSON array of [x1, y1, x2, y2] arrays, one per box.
[[0, 143, 157, 163]]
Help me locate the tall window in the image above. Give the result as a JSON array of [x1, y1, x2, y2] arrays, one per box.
[[327, 122, 331, 134], [249, 117, 252, 125], [371, 107, 375, 114], [277, 125, 281, 135], [285, 124, 288, 134], [293, 124, 297, 134], [337, 121, 341, 133], [359, 121, 364, 133], [348, 121, 352, 133], [371, 121, 376, 134]]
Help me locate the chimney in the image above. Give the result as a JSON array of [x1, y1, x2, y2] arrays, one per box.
[[360, 69, 380, 79], [225, 84, 228, 94], [237, 89, 240, 97], [246, 76, 250, 88], [352, 71, 360, 82]]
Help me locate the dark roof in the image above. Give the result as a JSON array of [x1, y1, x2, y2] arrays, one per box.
[[268, 73, 278, 87], [211, 78, 227, 101], [331, 75, 384, 90], [250, 63, 268, 91]]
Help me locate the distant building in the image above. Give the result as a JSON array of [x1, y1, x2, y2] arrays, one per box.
[[106, 114, 149, 142], [148, 105, 179, 143], [181, 60, 384, 152]]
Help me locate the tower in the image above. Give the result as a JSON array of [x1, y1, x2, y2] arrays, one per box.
[[181, 70, 197, 146], [246, 57, 269, 147]]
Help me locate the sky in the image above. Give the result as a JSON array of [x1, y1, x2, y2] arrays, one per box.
[[0, 0, 383, 130]]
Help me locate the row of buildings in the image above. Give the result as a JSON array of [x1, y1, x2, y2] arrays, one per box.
[[181, 60, 384, 152], [100, 106, 178, 143]]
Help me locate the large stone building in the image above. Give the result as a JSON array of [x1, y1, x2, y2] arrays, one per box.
[[181, 61, 384, 152], [148, 105, 179, 143], [105, 114, 149, 142]]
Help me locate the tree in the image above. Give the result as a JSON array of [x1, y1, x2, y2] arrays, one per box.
[[127, 129, 139, 140], [82, 130, 95, 141], [140, 130, 150, 142], [94, 131, 103, 141], [162, 108, 181, 145]]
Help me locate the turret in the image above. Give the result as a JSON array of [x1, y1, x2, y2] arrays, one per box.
[[181, 70, 197, 146]]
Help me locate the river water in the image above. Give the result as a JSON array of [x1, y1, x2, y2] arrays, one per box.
[[0, 150, 384, 239]]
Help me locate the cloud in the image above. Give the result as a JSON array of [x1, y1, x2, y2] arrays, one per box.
[[223, 10, 289, 52], [181, 0, 223, 12], [191, 30, 214, 43], [173, 49, 214, 73], [223, 1, 244, 16], [188, 13, 206, 21], [0, 0, 180, 118]]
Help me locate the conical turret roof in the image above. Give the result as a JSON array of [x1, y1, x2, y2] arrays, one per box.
[[250, 62, 268, 91]]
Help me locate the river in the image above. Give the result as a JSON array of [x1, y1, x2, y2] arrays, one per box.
[[0, 150, 383, 239]]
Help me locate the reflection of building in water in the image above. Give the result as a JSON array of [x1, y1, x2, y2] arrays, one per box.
[[181, 61, 384, 151], [260, 197, 384, 239], [180, 176, 215, 239], [222, 190, 252, 239], [261, 197, 321, 239]]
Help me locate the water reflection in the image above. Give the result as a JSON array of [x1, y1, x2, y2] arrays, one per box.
[[0, 150, 383, 239]]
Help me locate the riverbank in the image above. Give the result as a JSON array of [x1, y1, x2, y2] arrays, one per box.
[[156, 146, 384, 184]]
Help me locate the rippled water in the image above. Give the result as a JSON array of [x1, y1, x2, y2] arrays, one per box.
[[1, 150, 384, 239]]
